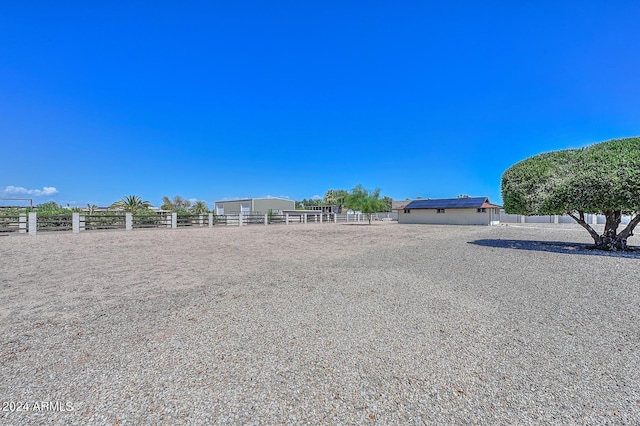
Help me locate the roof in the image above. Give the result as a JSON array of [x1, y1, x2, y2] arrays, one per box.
[[215, 197, 294, 203], [404, 197, 500, 209], [481, 201, 501, 209]]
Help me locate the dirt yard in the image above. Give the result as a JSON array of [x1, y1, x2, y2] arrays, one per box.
[[1, 222, 638, 424]]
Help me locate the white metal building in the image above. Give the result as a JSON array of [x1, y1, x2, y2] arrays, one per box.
[[214, 197, 295, 215]]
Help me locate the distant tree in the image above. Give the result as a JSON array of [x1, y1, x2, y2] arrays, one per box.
[[190, 200, 209, 215], [161, 195, 191, 212], [161, 196, 172, 211], [323, 190, 337, 204], [296, 198, 323, 209], [324, 189, 349, 213], [32, 201, 81, 215], [344, 184, 387, 224], [35, 201, 62, 212], [110, 195, 151, 214], [0, 201, 82, 216], [382, 196, 393, 212], [501, 137, 640, 251], [458, 194, 470, 198], [0, 207, 27, 216]]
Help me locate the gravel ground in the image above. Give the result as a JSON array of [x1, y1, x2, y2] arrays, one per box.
[[1, 222, 639, 425]]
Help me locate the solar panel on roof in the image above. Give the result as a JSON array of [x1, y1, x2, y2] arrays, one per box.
[[404, 197, 488, 209]]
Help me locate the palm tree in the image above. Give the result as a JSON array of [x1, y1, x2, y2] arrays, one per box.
[[110, 195, 151, 214], [190, 200, 209, 215]]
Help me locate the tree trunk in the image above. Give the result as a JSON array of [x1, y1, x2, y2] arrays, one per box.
[[616, 213, 640, 250], [599, 210, 622, 249], [568, 210, 636, 251]]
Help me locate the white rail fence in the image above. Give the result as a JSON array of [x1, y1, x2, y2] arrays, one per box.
[[498, 209, 632, 225], [1, 212, 376, 235]]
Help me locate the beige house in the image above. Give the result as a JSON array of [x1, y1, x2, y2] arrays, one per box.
[[214, 197, 295, 215], [397, 197, 501, 226]]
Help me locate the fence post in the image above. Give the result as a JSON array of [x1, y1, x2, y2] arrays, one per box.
[[285, 213, 289, 225], [19, 214, 27, 234], [125, 213, 133, 231], [554, 215, 559, 224], [208, 213, 213, 228], [303, 213, 307, 224], [73, 212, 80, 233], [319, 213, 322, 224], [520, 215, 525, 224], [171, 213, 177, 229], [264, 213, 268, 225], [334, 213, 337, 223], [238, 213, 243, 227], [199, 214, 204, 227], [28, 212, 37, 235]]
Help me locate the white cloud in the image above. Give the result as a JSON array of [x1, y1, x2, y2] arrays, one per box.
[[311, 194, 322, 200], [2, 186, 59, 197]]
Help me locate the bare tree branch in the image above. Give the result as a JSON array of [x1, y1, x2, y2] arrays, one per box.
[[567, 211, 601, 243]]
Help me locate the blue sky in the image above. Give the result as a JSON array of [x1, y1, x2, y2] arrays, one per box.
[[2, 1, 639, 208]]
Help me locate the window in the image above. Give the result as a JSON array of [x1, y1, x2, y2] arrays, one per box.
[[437, 209, 445, 214], [477, 208, 486, 213], [404, 209, 411, 214]]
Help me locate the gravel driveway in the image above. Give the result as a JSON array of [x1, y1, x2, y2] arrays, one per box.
[[1, 223, 638, 424]]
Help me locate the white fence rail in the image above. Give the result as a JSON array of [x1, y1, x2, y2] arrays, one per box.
[[498, 209, 632, 225], [1, 211, 376, 236]]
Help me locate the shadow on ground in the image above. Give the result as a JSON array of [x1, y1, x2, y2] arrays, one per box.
[[469, 239, 640, 258]]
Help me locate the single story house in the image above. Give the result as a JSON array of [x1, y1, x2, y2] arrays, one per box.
[[397, 197, 501, 226], [214, 197, 295, 215]]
